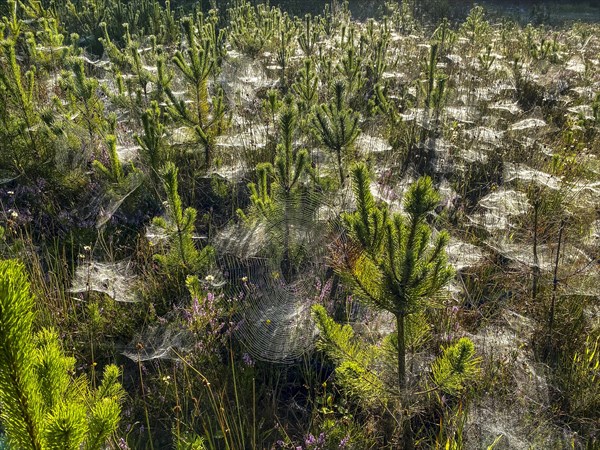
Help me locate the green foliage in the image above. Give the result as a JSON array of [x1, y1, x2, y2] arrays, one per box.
[[560, 334, 600, 421], [160, 16, 228, 170], [239, 104, 315, 277], [459, 5, 491, 47], [152, 163, 214, 274], [228, 0, 280, 57], [0, 30, 54, 177], [311, 80, 360, 185], [93, 135, 124, 184], [342, 163, 454, 389], [0, 260, 123, 450], [297, 14, 320, 57], [292, 58, 319, 115], [431, 338, 481, 396], [336, 29, 365, 97], [135, 100, 169, 189], [59, 58, 110, 150], [312, 305, 385, 406], [421, 43, 447, 111]]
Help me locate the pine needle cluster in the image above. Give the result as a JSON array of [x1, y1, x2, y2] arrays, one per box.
[[0, 260, 124, 450]]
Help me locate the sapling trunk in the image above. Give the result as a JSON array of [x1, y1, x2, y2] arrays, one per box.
[[397, 314, 414, 449], [397, 313, 406, 389], [337, 148, 345, 186], [546, 218, 565, 362], [532, 199, 540, 301]]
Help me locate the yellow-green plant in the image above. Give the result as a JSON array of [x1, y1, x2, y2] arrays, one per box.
[[238, 105, 314, 278], [312, 304, 385, 407], [160, 17, 228, 170], [341, 163, 454, 390], [431, 338, 481, 396], [0, 259, 124, 450], [152, 163, 214, 273], [135, 100, 169, 191], [311, 81, 360, 186]]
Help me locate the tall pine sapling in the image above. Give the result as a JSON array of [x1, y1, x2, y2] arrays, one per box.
[[135, 100, 168, 191], [161, 17, 228, 170], [311, 80, 360, 186], [292, 58, 318, 116], [342, 163, 454, 390], [239, 105, 314, 278], [152, 162, 213, 273]]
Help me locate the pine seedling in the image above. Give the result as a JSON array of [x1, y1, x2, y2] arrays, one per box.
[[100, 21, 156, 106], [239, 105, 314, 278], [0, 260, 124, 450], [59, 58, 108, 150], [276, 25, 294, 91], [135, 100, 168, 190], [432, 18, 456, 56], [229, 0, 276, 57], [311, 80, 360, 186], [366, 36, 389, 89], [93, 135, 125, 185], [292, 58, 318, 116], [312, 304, 385, 406], [298, 14, 319, 57], [460, 5, 490, 48], [0, 36, 50, 176], [162, 17, 228, 170], [342, 163, 454, 390], [152, 163, 213, 273], [336, 32, 365, 98], [431, 338, 480, 396], [240, 162, 275, 221], [25, 17, 70, 71]]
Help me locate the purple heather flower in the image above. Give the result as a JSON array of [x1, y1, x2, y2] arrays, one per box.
[[118, 438, 130, 450], [339, 436, 349, 448], [317, 433, 326, 445], [242, 352, 254, 367]]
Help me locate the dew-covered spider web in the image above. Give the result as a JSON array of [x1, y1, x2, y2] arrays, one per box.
[[214, 189, 350, 363], [69, 260, 140, 303]]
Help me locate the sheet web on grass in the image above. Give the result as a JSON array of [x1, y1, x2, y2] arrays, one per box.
[[69, 260, 140, 303], [214, 190, 349, 363]]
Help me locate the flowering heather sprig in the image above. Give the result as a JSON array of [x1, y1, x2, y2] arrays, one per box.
[[242, 352, 255, 367]]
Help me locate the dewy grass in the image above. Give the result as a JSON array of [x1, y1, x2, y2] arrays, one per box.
[[0, 0, 599, 448]]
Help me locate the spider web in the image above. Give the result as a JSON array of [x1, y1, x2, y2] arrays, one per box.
[[214, 189, 350, 363]]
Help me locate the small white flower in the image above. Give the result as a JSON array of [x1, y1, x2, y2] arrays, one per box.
[[205, 275, 215, 282], [7, 191, 14, 195], [241, 276, 248, 283], [83, 245, 91, 252], [10, 210, 18, 219]]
